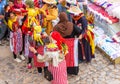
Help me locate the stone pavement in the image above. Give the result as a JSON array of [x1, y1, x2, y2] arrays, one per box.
[[0, 42, 120, 84]]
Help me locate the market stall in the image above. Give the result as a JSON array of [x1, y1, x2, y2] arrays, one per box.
[[88, 0, 120, 64]]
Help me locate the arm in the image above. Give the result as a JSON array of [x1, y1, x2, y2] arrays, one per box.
[[78, 16, 88, 35], [0, 15, 4, 19], [72, 24, 82, 37], [46, 8, 58, 21], [39, 4, 48, 15], [29, 46, 50, 62]]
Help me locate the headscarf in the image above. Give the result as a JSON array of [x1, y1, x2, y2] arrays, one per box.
[[14, 0, 26, 9], [51, 31, 65, 50], [53, 12, 73, 37]]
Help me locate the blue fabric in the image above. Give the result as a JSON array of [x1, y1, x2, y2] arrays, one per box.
[[0, 0, 7, 14], [0, 0, 7, 22], [0, 23, 7, 40], [57, 3, 66, 13], [57, 3, 72, 22]]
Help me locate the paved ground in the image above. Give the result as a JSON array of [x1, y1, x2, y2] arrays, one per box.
[[0, 41, 120, 84]]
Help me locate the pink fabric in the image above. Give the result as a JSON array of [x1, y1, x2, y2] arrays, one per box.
[[13, 0, 26, 9], [48, 60, 68, 84], [13, 29, 23, 55]]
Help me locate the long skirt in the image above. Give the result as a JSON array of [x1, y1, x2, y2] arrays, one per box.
[[48, 60, 68, 84], [10, 29, 23, 55], [78, 38, 93, 62], [24, 34, 34, 58]]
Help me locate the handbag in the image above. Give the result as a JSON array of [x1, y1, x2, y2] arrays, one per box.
[[44, 69, 53, 81]]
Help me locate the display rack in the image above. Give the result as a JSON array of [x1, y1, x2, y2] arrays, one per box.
[[88, 0, 120, 64]]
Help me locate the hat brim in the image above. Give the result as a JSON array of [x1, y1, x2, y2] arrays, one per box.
[[66, 0, 77, 5], [67, 6, 83, 15], [43, 0, 56, 4]]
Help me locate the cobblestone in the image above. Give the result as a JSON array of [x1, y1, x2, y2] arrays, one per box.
[[1, 45, 120, 84]]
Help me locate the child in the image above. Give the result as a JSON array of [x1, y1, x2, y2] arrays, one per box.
[[22, 0, 40, 69], [8, 12, 25, 62], [29, 31, 68, 84]]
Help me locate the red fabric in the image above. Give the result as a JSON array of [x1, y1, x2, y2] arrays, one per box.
[[88, 3, 119, 23], [13, 0, 26, 9], [33, 46, 45, 67], [34, 0, 39, 7], [33, 38, 76, 67], [65, 38, 75, 67], [51, 31, 65, 50], [9, 6, 14, 12], [45, 9, 49, 15]]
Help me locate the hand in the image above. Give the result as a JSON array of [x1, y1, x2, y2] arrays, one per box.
[[43, 32, 48, 37], [0, 15, 4, 19], [78, 34, 82, 40], [20, 8, 24, 10], [40, 9, 46, 16], [29, 46, 37, 53]]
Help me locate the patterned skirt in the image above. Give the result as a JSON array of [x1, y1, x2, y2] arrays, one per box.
[[10, 29, 23, 55]]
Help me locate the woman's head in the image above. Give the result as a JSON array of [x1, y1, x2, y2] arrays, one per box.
[[17, 0, 22, 4], [59, 12, 68, 22], [8, 1, 14, 7], [4, 4, 10, 11], [9, 12, 16, 19], [25, 0, 34, 8]]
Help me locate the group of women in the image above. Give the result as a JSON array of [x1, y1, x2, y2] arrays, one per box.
[[0, 0, 95, 84]]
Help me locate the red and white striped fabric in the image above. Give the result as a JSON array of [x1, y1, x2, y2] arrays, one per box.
[[48, 60, 68, 84], [65, 38, 79, 67]]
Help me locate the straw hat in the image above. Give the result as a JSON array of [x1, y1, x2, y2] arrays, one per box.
[[67, 5, 83, 15], [43, 0, 56, 4], [66, 0, 77, 5]]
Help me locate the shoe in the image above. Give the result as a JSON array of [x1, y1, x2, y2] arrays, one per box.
[[38, 73, 42, 76], [27, 63, 32, 69], [20, 55, 25, 60], [14, 58, 22, 63]]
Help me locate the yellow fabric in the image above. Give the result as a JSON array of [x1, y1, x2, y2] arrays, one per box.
[[39, 4, 58, 35], [86, 26, 95, 55], [25, 8, 39, 28], [27, 8, 38, 17], [33, 26, 43, 45], [8, 16, 17, 30]]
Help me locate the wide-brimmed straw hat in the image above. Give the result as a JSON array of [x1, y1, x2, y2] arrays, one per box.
[[43, 0, 57, 4], [67, 5, 83, 15], [66, 0, 77, 5]]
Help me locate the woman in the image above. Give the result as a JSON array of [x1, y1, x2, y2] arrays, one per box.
[[54, 11, 94, 74], [8, 12, 25, 62]]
